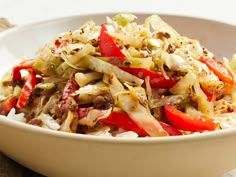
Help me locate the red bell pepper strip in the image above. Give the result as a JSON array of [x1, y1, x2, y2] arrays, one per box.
[[164, 104, 218, 132], [120, 67, 176, 88], [98, 24, 126, 62], [99, 111, 149, 136], [16, 71, 37, 109], [99, 111, 182, 136], [0, 96, 17, 115], [159, 121, 182, 136], [200, 56, 234, 85], [60, 79, 79, 107], [201, 86, 216, 102], [205, 92, 216, 102], [12, 59, 35, 81]]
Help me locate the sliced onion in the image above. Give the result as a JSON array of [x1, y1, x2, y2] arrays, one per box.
[[39, 113, 60, 130], [151, 95, 187, 108], [60, 111, 74, 132], [81, 56, 144, 86], [75, 72, 102, 87], [169, 71, 196, 95]]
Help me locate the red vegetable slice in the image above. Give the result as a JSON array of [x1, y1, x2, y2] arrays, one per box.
[[200, 56, 234, 85], [201, 86, 216, 102], [120, 67, 176, 88], [12, 59, 35, 81], [99, 111, 149, 136], [98, 24, 126, 62], [164, 104, 218, 132], [16, 71, 37, 109], [0, 96, 17, 115], [159, 121, 182, 136], [60, 79, 79, 107]]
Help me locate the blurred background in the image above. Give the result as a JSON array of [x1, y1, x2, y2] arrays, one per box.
[[0, 0, 235, 176], [1, 0, 236, 25]]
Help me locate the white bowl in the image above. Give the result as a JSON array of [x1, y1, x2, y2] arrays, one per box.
[[0, 13, 236, 177]]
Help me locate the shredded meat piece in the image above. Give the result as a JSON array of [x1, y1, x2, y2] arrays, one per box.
[[93, 93, 114, 109], [28, 118, 42, 126], [166, 44, 175, 54], [61, 100, 78, 112], [25, 111, 35, 120], [157, 32, 171, 39]]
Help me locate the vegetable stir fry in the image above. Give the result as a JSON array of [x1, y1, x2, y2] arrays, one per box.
[[1, 13, 236, 138]]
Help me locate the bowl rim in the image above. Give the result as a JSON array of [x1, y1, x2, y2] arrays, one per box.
[[1, 12, 236, 144]]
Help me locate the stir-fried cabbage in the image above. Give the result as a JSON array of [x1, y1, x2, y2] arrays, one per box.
[[1, 13, 236, 138]]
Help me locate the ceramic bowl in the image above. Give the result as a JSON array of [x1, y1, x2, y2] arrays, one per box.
[[0, 13, 236, 177]]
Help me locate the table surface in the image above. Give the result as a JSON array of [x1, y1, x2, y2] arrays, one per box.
[[1, 0, 236, 176]]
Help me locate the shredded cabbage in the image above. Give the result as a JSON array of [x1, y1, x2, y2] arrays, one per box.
[[1, 13, 236, 138]]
